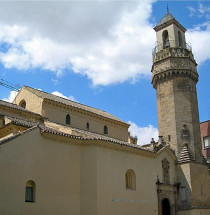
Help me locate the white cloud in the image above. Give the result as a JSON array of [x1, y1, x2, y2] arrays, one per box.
[[187, 6, 196, 17], [51, 91, 78, 102], [186, 21, 210, 64], [187, 3, 210, 19], [198, 3, 210, 19], [184, 3, 210, 65], [0, 1, 156, 86], [2, 90, 18, 103], [128, 121, 158, 146]]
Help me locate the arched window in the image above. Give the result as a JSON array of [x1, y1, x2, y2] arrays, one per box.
[[178, 31, 182, 47], [86, 122, 89, 130], [104, 125, 108, 134], [25, 180, 35, 203], [125, 169, 136, 190], [66, 114, 71, 125], [162, 30, 169, 49], [19, 100, 26, 109]]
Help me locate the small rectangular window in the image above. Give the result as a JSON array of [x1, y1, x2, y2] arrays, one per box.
[[203, 136, 210, 148], [25, 187, 34, 202]]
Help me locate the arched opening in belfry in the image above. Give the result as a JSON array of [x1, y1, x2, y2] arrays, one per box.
[[162, 30, 170, 49], [162, 198, 171, 215], [178, 31, 182, 47]]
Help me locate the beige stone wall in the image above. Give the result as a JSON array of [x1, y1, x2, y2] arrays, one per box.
[[173, 77, 202, 161], [0, 105, 42, 124], [0, 115, 4, 127], [0, 129, 81, 215], [177, 208, 210, 215], [177, 162, 210, 210], [12, 88, 129, 142], [13, 88, 43, 115], [0, 129, 177, 215], [42, 101, 129, 142], [190, 163, 210, 207], [156, 80, 177, 147], [156, 23, 185, 51], [177, 163, 193, 209], [74, 142, 176, 215], [155, 76, 202, 162]]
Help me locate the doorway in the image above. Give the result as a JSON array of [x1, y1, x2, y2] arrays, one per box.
[[162, 198, 170, 215]]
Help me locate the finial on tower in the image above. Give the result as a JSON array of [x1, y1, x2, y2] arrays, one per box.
[[167, 4, 169, 13]]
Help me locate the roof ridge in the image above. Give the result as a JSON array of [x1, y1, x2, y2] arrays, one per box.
[[154, 11, 186, 32], [24, 86, 112, 115], [0, 125, 38, 145], [0, 99, 42, 117], [22, 86, 128, 125]]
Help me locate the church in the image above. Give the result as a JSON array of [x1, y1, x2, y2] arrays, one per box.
[[0, 11, 210, 215]]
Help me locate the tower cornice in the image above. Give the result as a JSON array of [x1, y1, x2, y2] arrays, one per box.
[[151, 69, 199, 89]]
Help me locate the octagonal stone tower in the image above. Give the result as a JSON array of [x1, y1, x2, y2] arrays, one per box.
[[151, 11, 203, 163]]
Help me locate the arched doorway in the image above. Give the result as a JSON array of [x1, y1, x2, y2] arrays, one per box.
[[162, 198, 170, 215]]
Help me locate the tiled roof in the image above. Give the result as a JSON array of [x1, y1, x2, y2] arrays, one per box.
[[23, 86, 128, 125], [156, 12, 175, 27], [40, 124, 153, 152], [1, 117, 153, 153], [40, 125, 85, 140], [0, 100, 42, 117], [6, 116, 37, 128], [178, 143, 195, 163], [154, 11, 186, 31], [0, 126, 38, 145]]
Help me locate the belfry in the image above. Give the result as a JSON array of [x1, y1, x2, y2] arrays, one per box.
[[152, 10, 210, 213]]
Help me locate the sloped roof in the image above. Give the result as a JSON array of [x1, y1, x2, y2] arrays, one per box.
[[41, 125, 153, 152], [154, 11, 186, 32], [0, 100, 42, 117], [4, 116, 37, 128], [22, 86, 128, 125], [178, 143, 195, 163], [0, 117, 152, 153], [157, 12, 175, 27]]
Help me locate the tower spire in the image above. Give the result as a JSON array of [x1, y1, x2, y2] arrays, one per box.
[[167, 4, 169, 13]]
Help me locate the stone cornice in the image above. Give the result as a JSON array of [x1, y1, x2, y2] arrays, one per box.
[[153, 47, 196, 64], [44, 98, 129, 128], [152, 69, 199, 89]]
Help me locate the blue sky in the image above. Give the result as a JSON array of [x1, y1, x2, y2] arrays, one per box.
[[0, 0, 210, 144]]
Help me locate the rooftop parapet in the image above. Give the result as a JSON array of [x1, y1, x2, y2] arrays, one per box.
[[152, 40, 194, 63]]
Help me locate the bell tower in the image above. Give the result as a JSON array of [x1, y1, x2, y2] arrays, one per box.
[[152, 11, 210, 212], [151, 11, 203, 163]]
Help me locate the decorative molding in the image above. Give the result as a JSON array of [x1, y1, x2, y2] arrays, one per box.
[[152, 69, 198, 88]]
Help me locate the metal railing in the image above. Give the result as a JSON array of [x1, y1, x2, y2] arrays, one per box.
[[153, 40, 192, 54], [152, 40, 192, 61]]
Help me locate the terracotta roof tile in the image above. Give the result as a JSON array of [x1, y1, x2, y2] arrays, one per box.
[[0, 100, 42, 117], [154, 12, 186, 32], [2, 117, 153, 153], [23, 86, 128, 125]]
